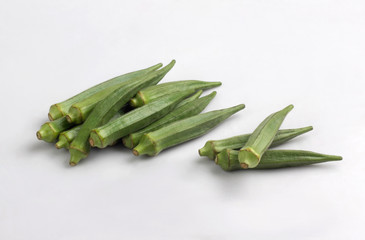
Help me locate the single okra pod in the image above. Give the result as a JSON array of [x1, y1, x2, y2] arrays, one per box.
[[89, 89, 196, 148], [238, 105, 294, 169], [199, 126, 313, 160], [123, 91, 216, 149], [130, 80, 222, 107], [69, 60, 176, 166], [36, 116, 74, 143], [56, 109, 126, 149], [133, 104, 245, 156], [216, 149, 342, 171], [48, 63, 162, 120]]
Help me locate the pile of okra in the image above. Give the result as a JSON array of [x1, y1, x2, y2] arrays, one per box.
[[37, 60, 342, 169]]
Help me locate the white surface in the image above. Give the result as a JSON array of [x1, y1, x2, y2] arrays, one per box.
[[1, 0, 364, 239]]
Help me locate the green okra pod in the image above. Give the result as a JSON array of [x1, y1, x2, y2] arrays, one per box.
[[216, 149, 342, 171], [48, 63, 162, 120], [89, 89, 197, 148], [123, 90, 215, 149], [238, 105, 294, 169], [36, 116, 74, 143], [68, 60, 176, 166], [199, 126, 313, 160], [130, 80, 222, 107], [133, 104, 245, 156]]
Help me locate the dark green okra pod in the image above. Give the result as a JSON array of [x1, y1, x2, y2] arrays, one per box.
[[36, 116, 74, 143], [239, 105, 294, 169], [199, 126, 313, 160], [216, 149, 342, 171], [123, 91, 216, 149], [48, 63, 162, 120], [89, 89, 197, 148], [69, 60, 176, 166], [133, 104, 245, 156], [130, 80, 222, 107]]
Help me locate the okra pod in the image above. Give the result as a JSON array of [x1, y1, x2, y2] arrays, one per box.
[[216, 149, 342, 171], [89, 89, 196, 148], [48, 63, 162, 120], [199, 126, 313, 160], [133, 104, 245, 156], [69, 60, 176, 166], [239, 105, 294, 169], [123, 91, 216, 149], [36, 116, 73, 143], [130, 80, 222, 107]]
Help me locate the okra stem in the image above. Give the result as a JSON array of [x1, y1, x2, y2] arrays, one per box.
[[36, 117, 74, 143]]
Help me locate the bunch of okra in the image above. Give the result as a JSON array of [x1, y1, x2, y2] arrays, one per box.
[[37, 60, 342, 169], [37, 60, 245, 166]]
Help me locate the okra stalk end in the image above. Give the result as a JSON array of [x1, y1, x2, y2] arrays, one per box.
[[215, 149, 231, 171], [238, 147, 260, 169], [36, 123, 57, 143], [122, 136, 135, 149], [55, 136, 69, 149], [66, 107, 83, 124], [133, 134, 158, 156], [48, 104, 64, 121], [130, 92, 146, 108], [198, 141, 216, 160], [69, 147, 88, 166], [89, 130, 105, 148]]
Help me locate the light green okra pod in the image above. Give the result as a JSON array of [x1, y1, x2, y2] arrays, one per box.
[[123, 90, 215, 149], [130, 80, 222, 107], [216, 149, 342, 171], [89, 89, 196, 148], [133, 104, 245, 156], [69, 60, 175, 166], [199, 126, 313, 160], [36, 116, 74, 143], [48, 63, 162, 120], [238, 105, 294, 169]]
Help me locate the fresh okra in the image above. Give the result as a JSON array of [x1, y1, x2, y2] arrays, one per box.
[[133, 104, 245, 156], [216, 149, 342, 171], [69, 60, 176, 166], [130, 80, 222, 107], [199, 126, 313, 160], [89, 89, 197, 148], [36, 116, 74, 143], [238, 105, 294, 169], [48, 63, 162, 121], [123, 91, 216, 149]]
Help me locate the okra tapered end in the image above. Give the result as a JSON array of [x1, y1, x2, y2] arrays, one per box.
[[198, 141, 217, 160], [69, 148, 88, 166], [48, 104, 64, 121], [89, 130, 105, 148], [133, 134, 158, 156], [36, 123, 58, 143], [238, 147, 260, 169]]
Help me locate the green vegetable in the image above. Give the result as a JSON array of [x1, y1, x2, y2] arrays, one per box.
[[89, 89, 197, 148], [36, 117, 73, 143], [216, 149, 342, 171], [68, 60, 176, 166], [130, 80, 222, 107], [48, 63, 162, 120], [199, 126, 313, 160], [238, 105, 294, 169], [123, 90, 215, 149], [133, 104, 245, 156]]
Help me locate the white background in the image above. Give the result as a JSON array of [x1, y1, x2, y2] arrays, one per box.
[[1, 0, 364, 239]]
